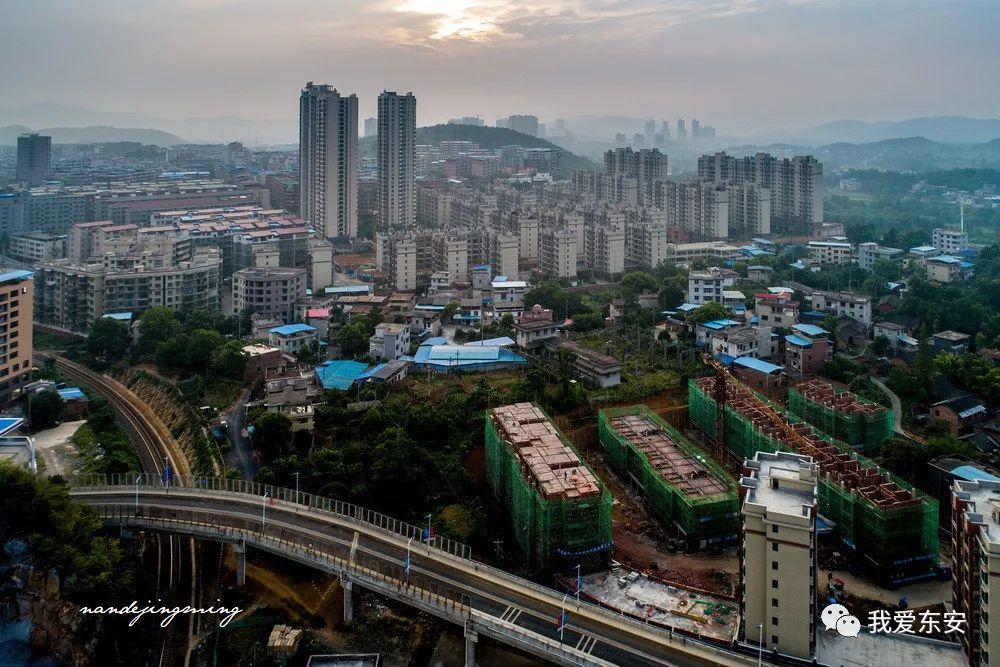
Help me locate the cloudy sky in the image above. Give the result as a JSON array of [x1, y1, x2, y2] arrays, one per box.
[[1, 0, 998, 135]]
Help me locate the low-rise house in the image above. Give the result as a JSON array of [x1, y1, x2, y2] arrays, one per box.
[[304, 308, 331, 340], [754, 292, 799, 328], [807, 240, 854, 265], [708, 327, 759, 359], [930, 395, 988, 434], [746, 265, 774, 282], [514, 304, 561, 350], [925, 255, 973, 283], [933, 330, 971, 355], [268, 324, 318, 355], [730, 356, 786, 391], [369, 322, 410, 361], [542, 338, 621, 388], [784, 323, 831, 378], [810, 290, 872, 327], [687, 266, 739, 305], [242, 344, 287, 382]]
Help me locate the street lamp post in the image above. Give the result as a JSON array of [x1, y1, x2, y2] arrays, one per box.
[[575, 564, 582, 603], [134, 475, 142, 513], [262, 493, 270, 532], [757, 622, 764, 667], [292, 472, 300, 504]]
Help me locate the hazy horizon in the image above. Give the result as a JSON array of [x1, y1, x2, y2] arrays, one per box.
[[2, 0, 999, 137]]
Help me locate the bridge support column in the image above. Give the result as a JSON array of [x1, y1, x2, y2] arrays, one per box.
[[234, 540, 246, 587], [342, 578, 354, 626], [464, 622, 477, 667]]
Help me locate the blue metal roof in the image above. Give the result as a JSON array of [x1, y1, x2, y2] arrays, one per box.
[[315, 360, 369, 390], [733, 356, 783, 375], [270, 323, 317, 336], [702, 319, 741, 330], [910, 245, 937, 253], [0, 270, 32, 283], [325, 284, 371, 294], [676, 303, 699, 312], [785, 334, 812, 347], [57, 387, 87, 400], [428, 345, 499, 361], [464, 337, 515, 347], [420, 336, 449, 346], [103, 312, 133, 321], [0, 417, 24, 436], [951, 465, 1000, 483], [793, 323, 829, 336], [928, 255, 963, 264]]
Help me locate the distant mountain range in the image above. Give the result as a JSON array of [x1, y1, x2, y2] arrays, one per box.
[[794, 116, 1000, 144], [0, 102, 294, 145], [725, 136, 1000, 172], [0, 124, 186, 146]]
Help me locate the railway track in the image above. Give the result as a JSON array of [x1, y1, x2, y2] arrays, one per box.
[[34, 353, 197, 667]]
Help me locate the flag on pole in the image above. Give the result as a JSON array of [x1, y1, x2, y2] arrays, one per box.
[[403, 553, 411, 575], [421, 527, 437, 541], [575, 573, 583, 595], [161, 465, 172, 484], [556, 610, 569, 631]]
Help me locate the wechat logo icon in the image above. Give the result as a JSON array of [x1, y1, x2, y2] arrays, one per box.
[[822, 603, 861, 637]]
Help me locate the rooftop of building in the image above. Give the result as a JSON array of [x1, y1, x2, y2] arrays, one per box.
[[953, 477, 1000, 545], [732, 356, 783, 375], [741, 451, 816, 516], [0, 269, 33, 284], [490, 403, 601, 501], [814, 290, 871, 304], [270, 324, 317, 336], [933, 330, 971, 342], [792, 323, 829, 337], [242, 343, 282, 357], [315, 360, 370, 391], [374, 322, 408, 334], [606, 412, 729, 499], [234, 266, 307, 279]]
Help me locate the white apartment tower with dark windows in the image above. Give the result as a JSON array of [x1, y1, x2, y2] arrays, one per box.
[[299, 82, 359, 239], [378, 91, 417, 230]]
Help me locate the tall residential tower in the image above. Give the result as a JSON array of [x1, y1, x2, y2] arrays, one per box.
[[377, 91, 417, 230], [299, 82, 359, 238], [16, 134, 51, 186]]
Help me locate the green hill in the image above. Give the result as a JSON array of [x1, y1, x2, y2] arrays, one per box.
[[359, 123, 598, 174]]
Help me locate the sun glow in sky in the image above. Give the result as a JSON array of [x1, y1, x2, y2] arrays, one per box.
[[393, 0, 506, 41]]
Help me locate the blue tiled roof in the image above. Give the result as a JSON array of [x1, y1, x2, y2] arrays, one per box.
[[676, 303, 700, 312], [733, 356, 783, 374], [57, 387, 87, 400], [702, 319, 741, 330], [911, 245, 937, 253], [464, 337, 515, 347], [103, 312, 133, 321], [951, 465, 1000, 483], [785, 334, 812, 347], [270, 323, 317, 336], [421, 336, 449, 346], [793, 323, 829, 336]]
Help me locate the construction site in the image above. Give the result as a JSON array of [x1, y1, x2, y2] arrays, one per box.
[[689, 374, 939, 587], [788, 379, 894, 453], [485, 402, 614, 573], [597, 405, 739, 551]]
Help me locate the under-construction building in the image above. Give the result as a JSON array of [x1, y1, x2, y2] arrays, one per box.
[[689, 378, 938, 585], [789, 380, 893, 454], [598, 406, 738, 550], [485, 403, 613, 572]]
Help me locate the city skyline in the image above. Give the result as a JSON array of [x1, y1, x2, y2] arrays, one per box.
[[1, 1, 998, 136]]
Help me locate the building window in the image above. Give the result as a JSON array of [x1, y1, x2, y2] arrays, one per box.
[[771, 635, 778, 646], [772, 543, 778, 552], [771, 525, 779, 534], [771, 580, 778, 589], [771, 598, 778, 608], [772, 617, 778, 626]]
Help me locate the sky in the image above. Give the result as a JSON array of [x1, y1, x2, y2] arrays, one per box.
[[1, 0, 999, 136]]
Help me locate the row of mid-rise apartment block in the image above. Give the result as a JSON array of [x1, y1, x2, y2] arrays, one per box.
[[0, 179, 271, 237]]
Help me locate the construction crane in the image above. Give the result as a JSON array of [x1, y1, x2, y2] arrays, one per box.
[[701, 353, 833, 466]]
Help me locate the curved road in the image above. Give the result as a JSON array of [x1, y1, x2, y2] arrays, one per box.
[[70, 481, 755, 667], [871, 377, 924, 443]]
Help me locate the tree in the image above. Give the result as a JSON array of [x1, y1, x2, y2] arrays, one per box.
[[87, 318, 130, 362], [620, 271, 658, 297], [686, 301, 728, 324], [915, 326, 934, 400], [135, 306, 182, 359], [871, 335, 891, 357], [338, 317, 372, 358], [29, 390, 63, 430], [251, 411, 294, 460], [210, 341, 248, 378]]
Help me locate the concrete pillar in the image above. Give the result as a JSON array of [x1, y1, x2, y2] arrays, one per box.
[[235, 540, 246, 587], [464, 622, 477, 667], [342, 578, 354, 626]]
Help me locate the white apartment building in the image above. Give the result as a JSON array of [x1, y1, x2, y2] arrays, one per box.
[[7, 232, 66, 262], [376, 233, 417, 292], [658, 181, 730, 239], [933, 228, 969, 255], [668, 242, 742, 265], [584, 222, 625, 279], [687, 266, 739, 305], [807, 241, 854, 265], [626, 222, 670, 270], [233, 266, 308, 324], [369, 322, 410, 361], [432, 234, 469, 282], [856, 242, 904, 271], [740, 451, 818, 660], [299, 82, 359, 238], [539, 227, 577, 278], [378, 91, 417, 230], [517, 217, 539, 263], [952, 477, 1000, 667], [810, 290, 872, 326]]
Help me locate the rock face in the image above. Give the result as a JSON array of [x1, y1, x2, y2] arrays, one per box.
[[23, 570, 95, 667]]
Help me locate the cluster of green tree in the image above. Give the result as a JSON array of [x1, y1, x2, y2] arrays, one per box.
[[878, 433, 978, 491], [86, 306, 249, 380], [829, 194, 1000, 245], [72, 396, 140, 475], [0, 462, 135, 604], [337, 306, 384, 358], [454, 314, 515, 343], [838, 168, 1000, 200], [28, 389, 64, 430], [934, 352, 1000, 398]]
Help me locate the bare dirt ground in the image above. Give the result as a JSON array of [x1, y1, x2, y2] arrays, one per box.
[[32, 419, 85, 477]]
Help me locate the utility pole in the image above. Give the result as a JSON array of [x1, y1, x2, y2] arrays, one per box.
[[262, 493, 270, 532]]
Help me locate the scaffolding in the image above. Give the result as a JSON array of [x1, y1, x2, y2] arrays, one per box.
[[598, 406, 738, 548], [689, 378, 938, 585], [788, 379, 893, 453], [485, 402, 613, 572]]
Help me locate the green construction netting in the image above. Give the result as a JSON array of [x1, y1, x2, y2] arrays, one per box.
[[484, 406, 613, 572], [788, 386, 894, 453], [688, 379, 938, 581], [598, 406, 739, 545]]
